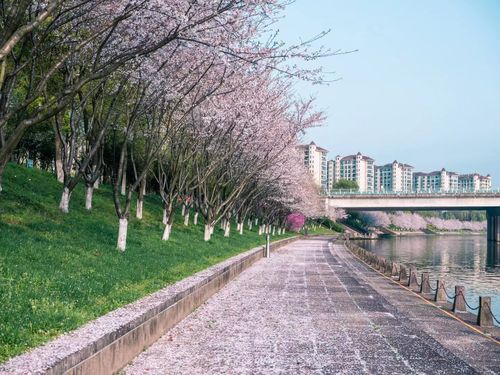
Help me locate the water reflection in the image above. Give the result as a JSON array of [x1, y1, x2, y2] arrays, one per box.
[[358, 235, 500, 320]]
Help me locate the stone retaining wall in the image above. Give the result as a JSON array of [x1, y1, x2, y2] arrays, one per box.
[[0, 236, 299, 375]]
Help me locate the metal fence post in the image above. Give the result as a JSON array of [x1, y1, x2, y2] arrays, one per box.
[[265, 234, 270, 258]]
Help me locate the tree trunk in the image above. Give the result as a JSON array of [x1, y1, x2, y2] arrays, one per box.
[[117, 217, 128, 251], [121, 147, 127, 195], [204, 224, 212, 241], [53, 123, 64, 183], [163, 207, 168, 225], [224, 220, 230, 237], [59, 187, 71, 213], [248, 219, 253, 230], [239, 221, 244, 235], [181, 204, 185, 216], [162, 223, 172, 241], [193, 212, 199, 225], [183, 210, 190, 226], [255, 218, 258, 226], [136, 179, 146, 220], [258, 225, 262, 235], [94, 178, 100, 189], [136, 199, 143, 220], [85, 185, 94, 210], [121, 171, 126, 196]]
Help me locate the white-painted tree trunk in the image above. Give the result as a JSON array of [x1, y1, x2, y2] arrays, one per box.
[[163, 208, 167, 225], [224, 221, 230, 237], [249, 220, 253, 230], [204, 224, 212, 241], [210, 225, 214, 235], [255, 218, 258, 226], [183, 211, 190, 226], [85, 186, 93, 210], [59, 187, 71, 213], [162, 223, 172, 241], [239, 222, 244, 235], [272, 226, 276, 236], [258, 225, 262, 235], [193, 212, 199, 225], [136, 199, 143, 220], [94, 178, 100, 189], [220, 218, 226, 230], [117, 218, 128, 251], [181, 204, 185, 216]]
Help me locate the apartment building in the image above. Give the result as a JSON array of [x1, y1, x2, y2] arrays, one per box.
[[458, 174, 492, 191], [374, 160, 414, 192], [298, 142, 328, 189], [327, 152, 375, 192], [413, 168, 459, 192]]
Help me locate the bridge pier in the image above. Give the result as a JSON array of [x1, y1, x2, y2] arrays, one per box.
[[486, 208, 500, 242]]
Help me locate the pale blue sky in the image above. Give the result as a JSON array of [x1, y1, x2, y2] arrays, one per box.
[[277, 0, 500, 183]]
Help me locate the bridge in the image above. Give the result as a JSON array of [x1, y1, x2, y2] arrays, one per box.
[[325, 190, 500, 242]]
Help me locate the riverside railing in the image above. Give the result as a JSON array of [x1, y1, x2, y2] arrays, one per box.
[[325, 188, 500, 197], [343, 240, 500, 328]]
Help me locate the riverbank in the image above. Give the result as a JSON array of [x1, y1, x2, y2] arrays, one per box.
[[357, 234, 500, 319]]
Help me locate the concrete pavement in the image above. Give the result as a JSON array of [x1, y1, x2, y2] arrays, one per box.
[[124, 237, 500, 374]]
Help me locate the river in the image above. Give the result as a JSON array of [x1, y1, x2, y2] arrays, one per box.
[[358, 235, 500, 323]]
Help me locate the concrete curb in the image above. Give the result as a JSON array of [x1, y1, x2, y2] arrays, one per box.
[[0, 236, 300, 375]]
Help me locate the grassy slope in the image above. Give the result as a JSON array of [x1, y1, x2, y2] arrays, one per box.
[[0, 164, 294, 362]]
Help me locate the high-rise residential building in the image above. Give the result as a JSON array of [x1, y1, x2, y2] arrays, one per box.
[[458, 174, 492, 191], [413, 168, 458, 192], [298, 142, 328, 189], [326, 155, 341, 191], [327, 152, 375, 192], [374, 160, 414, 192]]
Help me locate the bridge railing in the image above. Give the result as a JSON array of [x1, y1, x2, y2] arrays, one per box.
[[325, 188, 500, 197]]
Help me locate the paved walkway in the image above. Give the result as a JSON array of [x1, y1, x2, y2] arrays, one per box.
[[124, 237, 500, 374]]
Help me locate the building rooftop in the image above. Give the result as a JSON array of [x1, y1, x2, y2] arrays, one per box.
[[459, 173, 491, 179], [376, 160, 414, 169], [341, 152, 374, 161], [297, 141, 328, 153]]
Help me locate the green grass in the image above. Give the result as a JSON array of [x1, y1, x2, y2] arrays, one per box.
[[303, 226, 338, 235], [0, 163, 294, 363]]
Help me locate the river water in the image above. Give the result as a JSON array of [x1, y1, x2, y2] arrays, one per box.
[[358, 235, 500, 323]]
